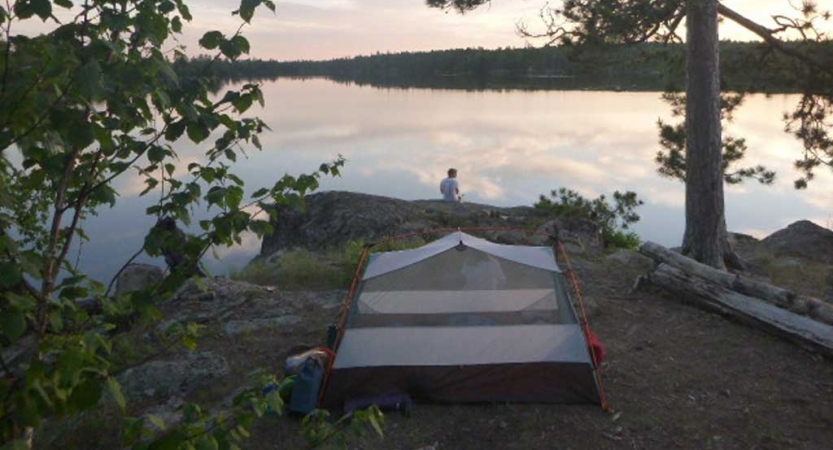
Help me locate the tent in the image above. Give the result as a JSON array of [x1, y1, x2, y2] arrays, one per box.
[[321, 231, 605, 409]]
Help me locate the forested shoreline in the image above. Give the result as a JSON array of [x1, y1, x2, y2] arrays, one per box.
[[176, 41, 831, 92]]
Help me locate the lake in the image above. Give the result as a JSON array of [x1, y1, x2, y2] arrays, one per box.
[[72, 78, 833, 282]]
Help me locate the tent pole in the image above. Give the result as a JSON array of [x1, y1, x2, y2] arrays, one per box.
[[556, 239, 612, 412], [318, 243, 373, 407]]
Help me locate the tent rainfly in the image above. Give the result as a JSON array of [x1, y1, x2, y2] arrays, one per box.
[[321, 231, 604, 408]]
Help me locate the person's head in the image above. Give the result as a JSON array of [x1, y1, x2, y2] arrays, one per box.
[[447, 168, 457, 178]]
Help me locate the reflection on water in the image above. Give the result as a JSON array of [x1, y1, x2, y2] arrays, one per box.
[[82, 79, 832, 282]]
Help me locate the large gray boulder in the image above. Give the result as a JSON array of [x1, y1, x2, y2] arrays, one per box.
[[260, 191, 603, 257], [115, 263, 165, 295], [117, 351, 229, 400], [222, 315, 302, 336], [605, 249, 653, 271], [762, 220, 833, 264]]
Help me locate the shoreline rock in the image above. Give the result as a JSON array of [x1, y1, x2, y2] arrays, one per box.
[[260, 191, 604, 258]]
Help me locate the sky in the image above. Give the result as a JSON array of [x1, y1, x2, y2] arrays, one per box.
[[14, 1, 830, 60], [179, 0, 829, 60]]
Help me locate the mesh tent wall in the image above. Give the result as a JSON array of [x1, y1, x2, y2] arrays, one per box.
[[321, 231, 603, 408]]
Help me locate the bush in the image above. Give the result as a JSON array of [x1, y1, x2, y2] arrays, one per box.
[[535, 188, 644, 250], [602, 229, 642, 250]]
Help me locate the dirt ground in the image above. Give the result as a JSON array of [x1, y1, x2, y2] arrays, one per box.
[[233, 253, 833, 450], [39, 250, 833, 450]]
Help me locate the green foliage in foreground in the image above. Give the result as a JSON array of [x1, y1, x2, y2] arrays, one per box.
[[535, 188, 644, 250], [0, 0, 379, 448]]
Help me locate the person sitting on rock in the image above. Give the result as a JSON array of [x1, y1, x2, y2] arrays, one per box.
[[440, 168, 461, 202]]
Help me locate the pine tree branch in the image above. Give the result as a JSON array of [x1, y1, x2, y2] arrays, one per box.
[[717, 2, 833, 77]]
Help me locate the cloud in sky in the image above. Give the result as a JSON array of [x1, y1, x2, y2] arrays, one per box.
[[206, 0, 829, 60], [16, 1, 832, 60]]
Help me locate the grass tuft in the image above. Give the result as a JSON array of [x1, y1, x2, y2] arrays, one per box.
[[231, 238, 426, 290]]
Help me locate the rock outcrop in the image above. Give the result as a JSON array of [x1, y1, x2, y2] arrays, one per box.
[[762, 220, 833, 264], [260, 191, 602, 258], [118, 351, 230, 400], [115, 263, 165, 295]]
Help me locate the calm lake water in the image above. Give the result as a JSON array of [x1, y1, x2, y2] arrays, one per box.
[[67, 78, 833, 282]]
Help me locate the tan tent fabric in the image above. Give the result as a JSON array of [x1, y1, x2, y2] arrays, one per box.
[[356, 289, 557, 314], [363, 231, 560, 279], [334, 324, 590, 368]]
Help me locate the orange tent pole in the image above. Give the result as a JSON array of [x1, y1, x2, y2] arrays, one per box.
[[318, 244, 372, 406], [556, 239, 611, 412]]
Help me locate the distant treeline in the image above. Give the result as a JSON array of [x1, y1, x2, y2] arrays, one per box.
[[174, 41, 830, 92]]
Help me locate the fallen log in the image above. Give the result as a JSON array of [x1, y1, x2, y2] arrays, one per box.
[[640, 241, 833, 326], [647, 263, 833, 357]]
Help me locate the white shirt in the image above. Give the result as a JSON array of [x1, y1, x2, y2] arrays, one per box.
[[440, 177, 459, 202]]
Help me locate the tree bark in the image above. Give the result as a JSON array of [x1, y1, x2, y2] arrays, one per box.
[[683, 0, 728, 269]]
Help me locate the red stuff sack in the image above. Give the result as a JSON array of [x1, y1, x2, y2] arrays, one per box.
[[587, 330, 607, 364]]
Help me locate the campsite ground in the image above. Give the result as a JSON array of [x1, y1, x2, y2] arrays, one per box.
[[244, 251, 833, 450], [367, 256, 829, 450], [37, 240, 833, 450]]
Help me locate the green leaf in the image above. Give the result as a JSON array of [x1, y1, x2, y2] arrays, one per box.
[[187, 122, 210, 143], [159, 0, 176, 14], [67, 122, 96, 149], [89, 184, 118, 206], [0, 309, 26, 341], [182, 335, 197, 351], [265, 390, 284, 415], [369, 413, 384, 437], [231, 35, 250, 55], [147, 414, 166, 431], [156, 58, 179, 85], [69, 378, 103, 411], [237, 0, 261, 23], [6, 292, 36, 310], [59, 285, 88, 301], [165, 119, 187, 141], [199, 31, 224, 50], [106, 377, 127, 411], [171, 15, 183, 33], [14, 0, 52, 20], [19, 251, 43, 279], [0, 261, 22, 288], [48, 309, 64, 333], [123, 417, 145, 445], [73, 60, 103, 101], [148, 146, 168, 163], [232, 94, 253, 113], [196, 436, 219, 450]]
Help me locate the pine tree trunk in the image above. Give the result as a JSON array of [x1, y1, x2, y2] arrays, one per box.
[[682, 0, 728, 269]]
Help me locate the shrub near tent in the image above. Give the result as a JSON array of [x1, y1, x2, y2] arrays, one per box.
[[322, 231, 606, 409]]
